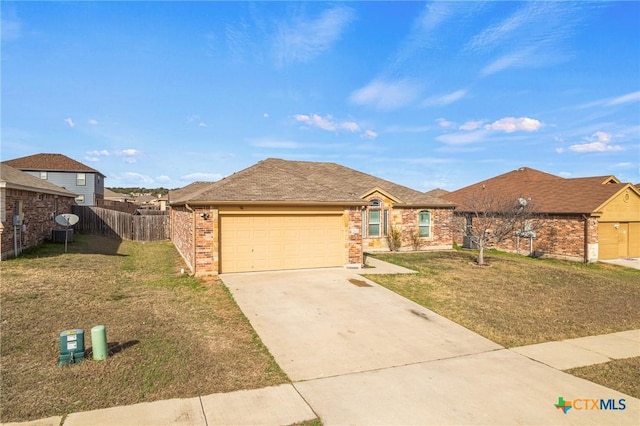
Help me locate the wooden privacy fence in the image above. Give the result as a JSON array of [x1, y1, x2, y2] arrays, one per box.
[[72, 206, 170, 241]]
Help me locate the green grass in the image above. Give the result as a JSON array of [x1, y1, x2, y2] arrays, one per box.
[[1, 234, 288, 423], [365, 250, 640, 348], [566, 357, 640, 399]]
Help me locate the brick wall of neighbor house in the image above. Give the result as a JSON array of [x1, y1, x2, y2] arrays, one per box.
[[170, 206, 194, 272], [347, 207, 363, 265], [194, 206, 217, 276], [400, 208, 454, 249], [526, 215, 597, 261], [1, 188, 75, 260], [451, 213, 597, 262]]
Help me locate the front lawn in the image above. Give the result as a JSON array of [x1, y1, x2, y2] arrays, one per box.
[[365, 250, 640, 348], [0, 235, 288, 423]]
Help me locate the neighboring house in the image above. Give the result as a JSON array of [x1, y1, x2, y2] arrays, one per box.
[[3, 153, 106, 206], [170, 158, 455, 275], [443, 167, 640, 262], [104, 188, 131, 203], [103, 188, 137, 214], [0, 163, 76, 259], [425, 188, 449, 198]]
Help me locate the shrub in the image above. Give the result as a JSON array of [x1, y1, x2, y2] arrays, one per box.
[[387, 226, 403, 251]]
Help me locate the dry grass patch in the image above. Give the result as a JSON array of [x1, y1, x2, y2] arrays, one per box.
[[566, 357, 640, 399], [1, 235, 288, 423], [366, 250, 640, 348]]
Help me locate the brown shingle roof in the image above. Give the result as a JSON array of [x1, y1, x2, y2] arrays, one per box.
[[443, 167, 633, 214], [3, 153, 105, 177], [0, 163, 76, 197], [172, 158, 454, 207], [425, 188, 449, 198]]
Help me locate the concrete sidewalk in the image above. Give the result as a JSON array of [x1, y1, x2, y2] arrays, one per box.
[[511, 329, 640, 370]]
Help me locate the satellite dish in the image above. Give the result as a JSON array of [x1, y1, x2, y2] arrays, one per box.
[[55, 213, 79, 226]]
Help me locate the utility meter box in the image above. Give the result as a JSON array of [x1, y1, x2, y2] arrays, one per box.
[[58, 329, 85, 367]]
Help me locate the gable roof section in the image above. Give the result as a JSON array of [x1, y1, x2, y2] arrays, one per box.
[[3, 153, 105, 177], [0, 163, 76, 197], [444, 167, 635, 214], [172, 158, 454, 207], [169, 181, 217, 203]]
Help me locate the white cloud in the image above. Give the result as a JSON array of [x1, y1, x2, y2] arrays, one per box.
[[480, 48, 534, 76], [87, 150, 110, 157], [470, 2, 585, 75], [423, 89, 467, 106], [188, 114, 207, 127], [578, 91, 640, 109], [361, 129, 378, 140], [294, 113, 361, 133], [112, 149, 143, 163], [65, 118, 75, 128], [436, 130, 488, 145], [569, 131, 623, 152], [436, 118, 455, 129], [606, 91, 640, 106], [263, 113, 270, 118], [484, 117, 542, 133], [120, 172, 154, 185], [181, 172, 223, 182], [155, 175, 171, 183], [349, 79, 420, 111], [88, 119, 99, 125], [274, 5, 355, 67], [250, 138, 299, 149], [459, 120, 484, 131]]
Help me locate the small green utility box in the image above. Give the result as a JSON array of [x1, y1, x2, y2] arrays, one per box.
[[58, 329, 85, 367]]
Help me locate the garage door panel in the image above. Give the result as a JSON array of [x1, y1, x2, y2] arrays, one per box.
[[221, 214, 346, 273], [630, 223, 640, 257]]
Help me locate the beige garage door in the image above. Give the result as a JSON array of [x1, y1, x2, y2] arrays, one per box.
[[598, 222, 640, 259], [220, 214, 346, 273]]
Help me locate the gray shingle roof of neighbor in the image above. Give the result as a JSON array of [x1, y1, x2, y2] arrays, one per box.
[[0, 163, 76, 197], [171, 158, 456, 207], [3, 153, 106, 177], [443, 167, 639, 214]]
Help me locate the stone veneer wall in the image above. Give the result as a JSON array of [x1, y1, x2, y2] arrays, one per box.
[[1, 188, 75, 260]]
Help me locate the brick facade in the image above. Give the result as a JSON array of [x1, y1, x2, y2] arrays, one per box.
[[1, 188, 75, 259], [347, 207, 363, 265], [451, 213, 600, 262], [170, 205, 195, 272]]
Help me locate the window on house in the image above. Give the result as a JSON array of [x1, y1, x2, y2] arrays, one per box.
[[75, 195, 84, 204], [40, 171, 48, 180], [418, 210, 431, 237], [77, 173, 86, 186], [368, 199, 382, 237]]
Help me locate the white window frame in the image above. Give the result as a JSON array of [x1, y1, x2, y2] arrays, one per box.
[[418, 210, 431, 238], [76, 173, 86, 186]]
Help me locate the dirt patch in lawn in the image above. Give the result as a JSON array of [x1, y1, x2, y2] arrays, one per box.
[[0, 235, 288, 423], [365, 250, 640, 348]]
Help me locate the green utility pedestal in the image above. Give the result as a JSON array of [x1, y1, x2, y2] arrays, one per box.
[[58, 329, 85, 367], [91, 325, 108, 360]]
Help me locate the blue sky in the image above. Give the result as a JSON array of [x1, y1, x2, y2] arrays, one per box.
[[2, 1, 639, 191]]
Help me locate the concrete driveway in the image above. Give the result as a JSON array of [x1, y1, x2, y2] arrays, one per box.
[[222, 267, 639, 425]]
